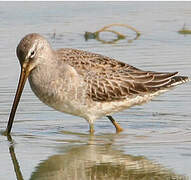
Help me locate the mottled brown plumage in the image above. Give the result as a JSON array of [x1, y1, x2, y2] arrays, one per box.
[[5, 33, 189, 135], [57, 48, 188, 102]]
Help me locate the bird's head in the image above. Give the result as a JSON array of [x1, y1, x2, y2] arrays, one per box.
[[5, 33, 52, 135], [17, 33, 52, 72]]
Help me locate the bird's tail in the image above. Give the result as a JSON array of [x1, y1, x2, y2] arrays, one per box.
[[146, 72, 189, 93], [169, 75, 189, 87]]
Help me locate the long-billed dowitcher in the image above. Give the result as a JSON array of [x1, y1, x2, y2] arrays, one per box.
[[5, 33, 189, 135]]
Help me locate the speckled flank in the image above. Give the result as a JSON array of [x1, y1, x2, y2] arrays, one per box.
[[17, 33, 189, 131]]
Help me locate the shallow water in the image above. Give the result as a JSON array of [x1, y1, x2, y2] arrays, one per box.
[[0, 2, 191, 180]]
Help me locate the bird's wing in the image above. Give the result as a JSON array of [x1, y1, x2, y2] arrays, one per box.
[[84, 69, 178, 101], [57, 48, 179, 102]]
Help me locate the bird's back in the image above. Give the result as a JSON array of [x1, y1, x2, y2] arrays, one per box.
[[56, 48, 189, 103]]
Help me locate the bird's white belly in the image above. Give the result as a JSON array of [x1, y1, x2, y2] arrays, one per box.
[[92, 89, 169, 118]]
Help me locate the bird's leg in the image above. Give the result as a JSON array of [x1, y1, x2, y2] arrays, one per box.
[[107, 115, 123, 133], [89, 123, 95, 134]]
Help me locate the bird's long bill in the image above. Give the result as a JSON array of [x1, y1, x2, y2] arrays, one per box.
[[5, 64, 30, 135]]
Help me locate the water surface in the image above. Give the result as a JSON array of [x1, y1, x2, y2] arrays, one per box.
[[0, 2, 191, 180]]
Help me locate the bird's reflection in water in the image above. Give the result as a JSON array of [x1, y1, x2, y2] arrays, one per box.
[[30, 136, 186, 180], [7, 134, 186, 180], [7, 135, 24, 180]]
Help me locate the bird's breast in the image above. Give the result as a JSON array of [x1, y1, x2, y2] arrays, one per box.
[[28, 65, 90, 116]]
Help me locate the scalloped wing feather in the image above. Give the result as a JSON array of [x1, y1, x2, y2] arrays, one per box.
[[57, 48, 188, 102]]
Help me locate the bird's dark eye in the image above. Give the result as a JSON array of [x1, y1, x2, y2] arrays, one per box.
[[31, 51, 35, 56], [29, 50, 35, 59]]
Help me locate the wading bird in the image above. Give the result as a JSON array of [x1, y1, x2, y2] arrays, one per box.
[[5, 33, 189, 135]]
